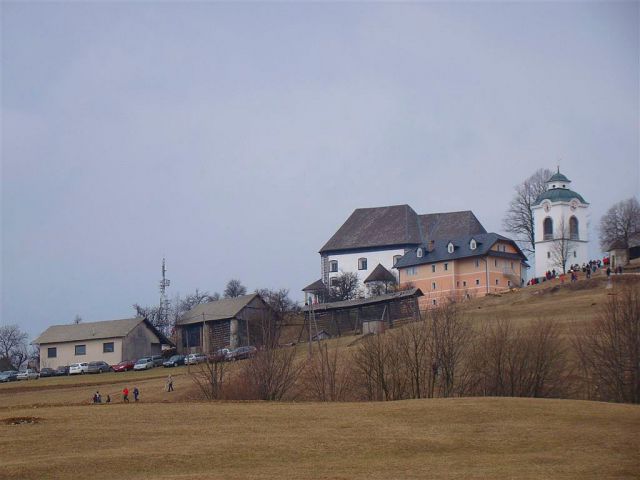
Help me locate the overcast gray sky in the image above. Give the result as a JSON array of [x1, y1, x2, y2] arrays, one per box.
[[2, 2, 638, 338]]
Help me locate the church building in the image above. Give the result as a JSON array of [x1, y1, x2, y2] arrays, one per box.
[[532, 169, 590, 276]]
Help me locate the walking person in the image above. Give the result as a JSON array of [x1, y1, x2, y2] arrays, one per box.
[[133, 387, 139, 402], [167, 375, 174, 392], [123, 387, 129, 403]]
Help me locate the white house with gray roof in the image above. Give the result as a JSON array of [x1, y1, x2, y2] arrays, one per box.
[[304, 204, 487, 301], [34, 317, 170, 369]]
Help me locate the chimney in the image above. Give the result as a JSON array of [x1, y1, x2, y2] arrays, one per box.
[[427, 240, 435, 252]]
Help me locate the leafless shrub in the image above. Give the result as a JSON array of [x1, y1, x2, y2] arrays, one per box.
[[239, 346, 303, 401], [301, 342, 352, 401], [573, 283, 640, 403], [190, 358, 227, 400], [395, 320, 434, 399], [469, 318, 567, 398]]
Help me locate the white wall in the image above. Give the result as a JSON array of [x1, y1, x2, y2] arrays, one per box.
[[326, 248, 406, 295]]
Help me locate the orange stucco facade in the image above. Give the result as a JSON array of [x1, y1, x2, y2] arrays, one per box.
[[398, 241, 525, 308]]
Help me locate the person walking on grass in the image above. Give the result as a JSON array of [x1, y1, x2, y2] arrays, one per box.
[[133, 387, 139, 402], [167, 375, 174, 392], [123, 387, 129, 403]]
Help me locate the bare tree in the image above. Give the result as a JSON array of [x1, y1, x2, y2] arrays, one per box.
[[599, 197, 640, 251], [549, 217, 575, 274], [330, 272, 361, 301], [190, 356, 227, 400], [240, 346, 302, 401], [0, 325, 29, 370], [255, 288, 300, 315], [395, 320, 432, 399], [573, 281, 640, 403], [302, 342, 351, 401], [503, 168, 553, 255], [73, 314, 82, 324], [224, 279, 247, 298]]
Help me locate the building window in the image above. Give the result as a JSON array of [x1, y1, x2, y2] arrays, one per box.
[[393, 255, 402, 266], [570, 216, 579, 240], [431, 264, 436, 273], [495, 279, 499, 285], [330, 277, 339, 286], [444, 263, 448, 271], [463, 281, 467, 287], [103, 342, 114, 353], [475, 259, 480, 268], [47, 347, 57, 358], [475, 279, 480, 286], [447, 242, 454, 254], [329, 260, 338, 273], [573, 250, 577, 258], [543, 217, 553, 240], [547, 251, 551, 259], [508, 280, 512, 287], [494, 259, 498, 267], [470, 239, 477, 250], [75, 345, 86, 356], [358, 258, 367, 270], [432, 299, 437, 306], [510, 262, 514, 270], [432, 282, 436, 290], [417, 247, 423, 258], [407, 267, 418, 276]]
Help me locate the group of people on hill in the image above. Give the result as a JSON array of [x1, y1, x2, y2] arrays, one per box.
[[91, 375, 174, 405], [528, 257, 612, 286]]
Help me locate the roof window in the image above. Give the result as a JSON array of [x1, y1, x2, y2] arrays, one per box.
[[416, 247, 423, 258], [447, 242, 454, 254], [469, 239, 477, 250]]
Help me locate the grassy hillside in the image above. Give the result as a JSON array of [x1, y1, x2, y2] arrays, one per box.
[[1, 398, 638, 480]]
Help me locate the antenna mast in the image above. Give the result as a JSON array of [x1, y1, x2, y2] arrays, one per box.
[[159, 258, 171, 330]]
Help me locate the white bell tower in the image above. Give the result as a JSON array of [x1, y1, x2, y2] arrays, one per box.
[[532, 169, 589, 276]]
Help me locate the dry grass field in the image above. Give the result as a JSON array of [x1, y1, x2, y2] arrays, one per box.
[[1, 275, 638, 479], [1, 397, 638, 480]]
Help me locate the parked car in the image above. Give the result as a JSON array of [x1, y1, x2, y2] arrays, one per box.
[[39, 367, 56, 378], [133, 357, 154, 370], [163, 355, 185, 368], [54, 365, 70, 376], [209, 348, 231, 363], [0, 370, 19, 382], [112, 360, 135, 372], [69, 362, 89, 375], [226, 346, 257, 361], [87, 361, 112, 374], [184, 353, 207, 365], [151, 355, 164, 367], [17, 369, 39, 380]]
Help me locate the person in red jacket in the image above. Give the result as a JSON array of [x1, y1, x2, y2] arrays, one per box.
[[122, 387, 129, 403]]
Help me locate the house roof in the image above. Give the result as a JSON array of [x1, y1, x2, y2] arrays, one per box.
[[364, 264, 397, 283], [177, 293, 262, 326], [34, 317, 163, 345], [303, 288, 423, 313], [319, 205, 486, 253], [547, 172, 571, 183], [394, 233, 528, 269], [302, 279, 326, 292]]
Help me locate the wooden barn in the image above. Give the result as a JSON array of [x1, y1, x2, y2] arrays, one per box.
[[176, 293, 276, 354], [302, 288, 423, 338]]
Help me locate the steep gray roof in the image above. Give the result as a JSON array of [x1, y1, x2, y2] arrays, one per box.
[[547, 172, 571, 183], [177, 293, 261, 326], [34, 317, 154, 345], [419, 211, 486, 240], [319, 205, 486, 253], [534, 188, 587, 206], [302, 279, 326, 292], [364, 264, 397, 283], [394, 233, 527, 268]]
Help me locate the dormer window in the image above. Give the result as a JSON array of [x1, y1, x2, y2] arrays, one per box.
[[416, 247, 423, 258], [469, 239, 477, 250], [447, 242, 454, 254]]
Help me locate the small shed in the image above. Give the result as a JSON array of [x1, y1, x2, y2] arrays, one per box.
[[302, 288, 423, 338], [364, 263, 397, 296], [176, 293, 276, 354]]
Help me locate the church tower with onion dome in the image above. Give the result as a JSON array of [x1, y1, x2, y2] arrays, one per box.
[[532, 168, 590, 276]]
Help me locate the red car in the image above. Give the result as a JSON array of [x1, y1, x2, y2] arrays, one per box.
[[112, 360, 135, 372]]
